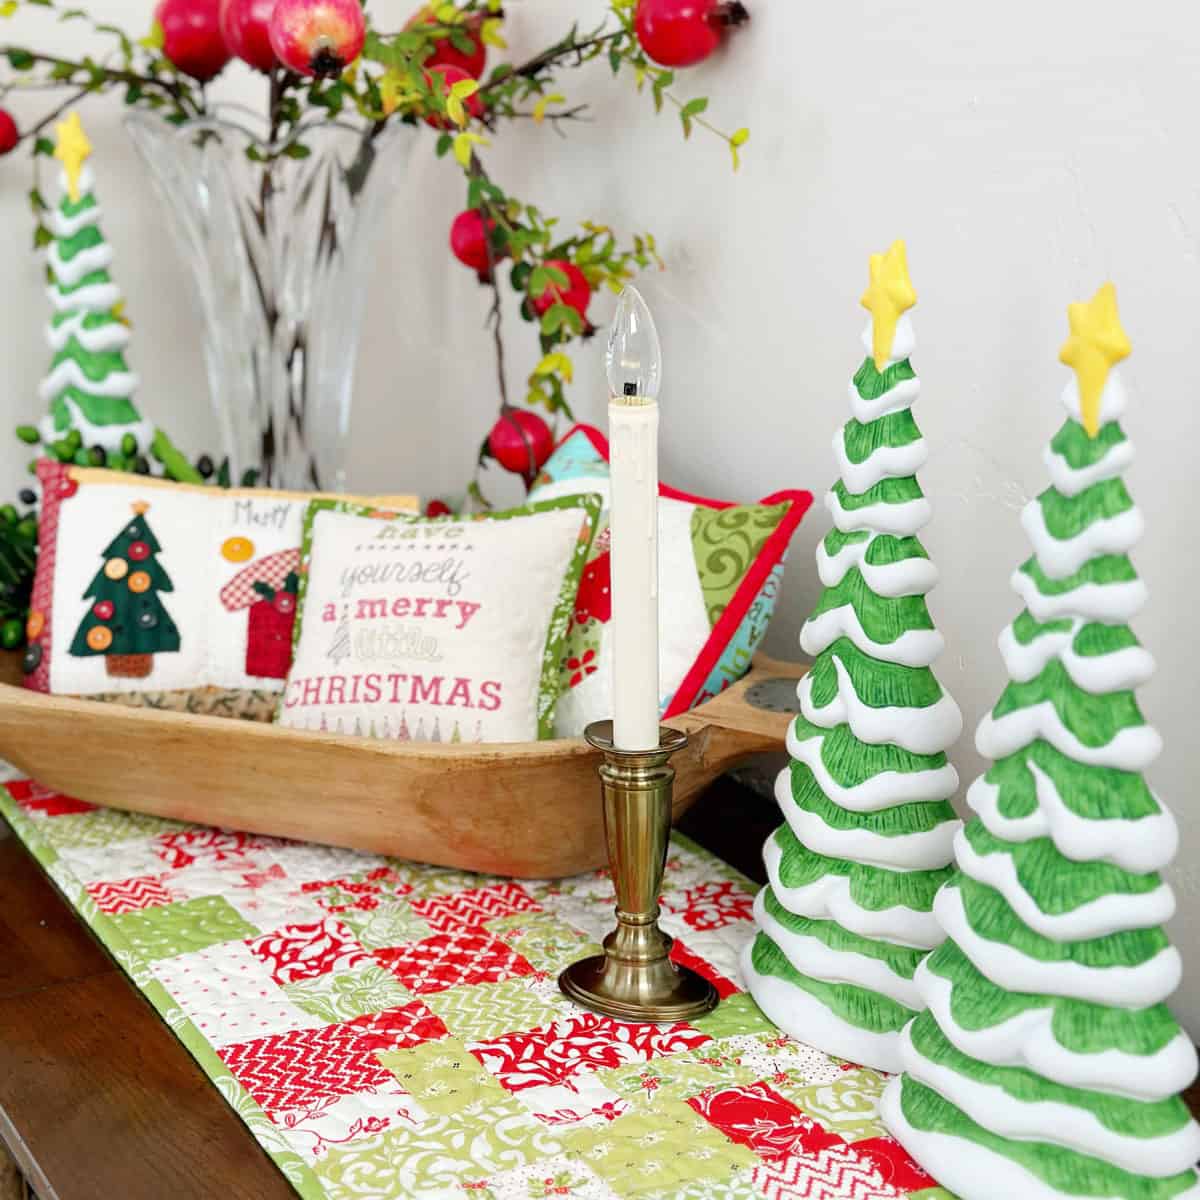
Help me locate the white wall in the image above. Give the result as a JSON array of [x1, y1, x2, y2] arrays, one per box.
[[5, 1, 1200, 1027]]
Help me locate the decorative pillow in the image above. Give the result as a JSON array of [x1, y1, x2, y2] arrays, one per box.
[[529, 424, 813, 737], [24, 460, 417, 717], [277, 493, 601, 742]]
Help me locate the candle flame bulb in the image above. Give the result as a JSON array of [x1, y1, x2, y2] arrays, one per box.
[[606, 285, 662, 403]]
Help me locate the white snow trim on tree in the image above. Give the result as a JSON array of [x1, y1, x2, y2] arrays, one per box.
[[776, 769, 960, 871], [977, 702, 1161, 773], [826, 488, 931, 539], [46, 311, 131, 356], [999, 618, 1155, 694], [834, 425, 929, 494], [880, 1077, 1200, 1200], [1011, 567, 1148, 625], [764, 832, 944, 950], [916, 957, 1200, 1100], [47, 241, 115, 290], [48, 201, 103, 240], [1060, 369, 1128, 431], [896, 1021, 1200, 1178], [952, 826, 1176, 941], [38, 358, 138, 404], [58, 163, 96, 198], [785, 720, 959, 813], [816, 533, 940, 597], [46, 280, 121, 317], [753, 887, 924, 1010], [1020, 498, 1145, 581], [800, 657, 963, 756], [38, 403, 154, 455], [934, 884, 1181, 1008], [1044, 437, 1136, 498], [742, 944, 905, 1074], [966, 767, 1177, 876], [800, 604, 944, 668]]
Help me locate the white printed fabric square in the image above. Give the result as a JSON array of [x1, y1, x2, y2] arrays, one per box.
[[25, 461, 415, 700], [278, 495, 601, 743]]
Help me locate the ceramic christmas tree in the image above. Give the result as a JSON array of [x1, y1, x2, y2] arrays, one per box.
[[882, 284, 1200, 1199], [70, 500, 180, 678], [741, 241, 963, 1072], [39, 112, 153, 454]]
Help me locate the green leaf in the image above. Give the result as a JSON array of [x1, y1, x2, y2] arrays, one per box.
[[466, 176, 483, 209], [27, 188, 45, 215], [6, 48, 33, 68], [435, 131, 453, 157], [32, 226, 51, 249], [509, 261, 532, 291], [282, 142, 311, 158]]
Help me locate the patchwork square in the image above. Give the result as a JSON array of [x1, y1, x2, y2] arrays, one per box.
[[377, 1038, 508, 1117], [283, 964, 413, 1024], [374, 930, 536, 995], [107, 895, 260, 962], [478, 1154, 619, 1200], [672, 937, 741, 999], [423, 977, 568, 1044], [750, 1146, 904, 1199], [513, 1074, 628, 1129], [784, 1068, 891, 1143], [469, 1011, 710, 1095], [661, 879, 756, 932], [218, 1001, 445, 1114], [156, 828, 272, 869], [689, 1080, 839, 1160], [87, 873, 178, 914], [339, 901, 434, 951], [5, 779, 95, 816], [276, 1080, 428, 1164], [845, 1138, 939, 1193], [693, 993, 778, 1041], [247, 918, 372, 985], [484, 912, 600, 975], [599, 1042, 759, 1109], [410, 881, 541, 934]]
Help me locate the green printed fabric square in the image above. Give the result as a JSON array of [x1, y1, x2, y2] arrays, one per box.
[[783, 1067, 891, 1143], [38, 806, 184, 850], [107, 895, 259, 961], [484, 912, 601, 975], [314, 1098, 565, 1199], [692, 992, 777, 1040], [599, 1044, 758, 1109], [423, 977, 567, 1044], [338, 901, 433, 951], [283, 963, 411, 1023], [563, 1099, 756, 1195], [376, 1039, 507, 1117]]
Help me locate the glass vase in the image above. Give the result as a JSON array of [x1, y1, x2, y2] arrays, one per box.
[[125, 108, 410, 491]]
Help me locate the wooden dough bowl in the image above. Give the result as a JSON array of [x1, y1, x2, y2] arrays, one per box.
[[0, 656, 804, 878]]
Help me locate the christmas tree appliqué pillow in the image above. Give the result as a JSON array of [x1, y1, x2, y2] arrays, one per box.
[[529, 425, 813, 736], [277, 493, 601, 742], [24, 461, 417, 717]]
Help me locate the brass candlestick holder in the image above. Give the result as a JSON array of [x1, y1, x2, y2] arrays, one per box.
[[558, 720, 719, 1022]]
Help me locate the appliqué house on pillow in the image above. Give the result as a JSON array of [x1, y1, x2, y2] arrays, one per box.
[[528, 424, 813, 737]]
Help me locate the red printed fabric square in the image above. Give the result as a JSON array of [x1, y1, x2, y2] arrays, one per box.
[[5, 780, 95, 816], [218, 1001, 441, 1115], [671, 938, 740, 999], [469, 1011, 710, 1094], [661, 879, 755, 932], [409, 882, 541, 934], [156, 829, 271, 870], [300, 866, 413, 916], [374, 930, 535, 995], [689, 1080, 841, 1160], [86, 874, 177, 915], [845, 1137, 938, 1192], [751, 1147, 904, 1200], [247, 918, 371, 985]]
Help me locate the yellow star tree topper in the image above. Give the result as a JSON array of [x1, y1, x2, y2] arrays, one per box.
[[861, 239, 917, 371], [53, 111, 92, 204], [1058, 282, 1131, 437]]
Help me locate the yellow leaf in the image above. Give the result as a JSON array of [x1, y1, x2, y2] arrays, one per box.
[[434, 3, 459, 22], [731, 127, 750, 147], [480, 17, 506, 48], [138, 18, 164, 49], [534, 352, 573, 383], [634, 65, 646, 91], [379, 68, 405, 115], [446, 92, 465, 126], [0, 1, 20, 17], [532, 93, 566, 124], [449, 77, 479, 100], [452, 131, 487, 166]]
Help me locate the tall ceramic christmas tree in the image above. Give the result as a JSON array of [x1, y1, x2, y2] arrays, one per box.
[[70, 501, 180, 678], [882, 284, 1200, 1199], [39, 112, 152, 453], [741, 241, 963, 1072]]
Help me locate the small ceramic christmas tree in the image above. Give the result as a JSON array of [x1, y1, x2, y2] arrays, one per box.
[[741, 241, 962, 1072], [70, 500, 180, 678], [882, 284, 1200, 1199], [39, 112, 152, 454]]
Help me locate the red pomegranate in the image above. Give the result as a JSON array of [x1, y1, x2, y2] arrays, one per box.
[[450, 209, 503, 280], [634, 0, 749, 68], [424, 498, 453, 517], [422, 64, 485, 129], [531, 260, 591, 321], [488, 409, 554, 479], [405, 4, 487, 79], [156, 0, 231, 81], [0, 109, 17, 156], [269, 0, 365, 78], [218, 0, 277, 72]]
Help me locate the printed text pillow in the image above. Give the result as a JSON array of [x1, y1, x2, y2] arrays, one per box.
[[24, 461, 417, 718], [277, 494, 601, 742], [529, 425, 812, 737]]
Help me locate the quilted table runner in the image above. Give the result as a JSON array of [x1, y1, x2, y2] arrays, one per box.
[[0, 778, 952, 1200]]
